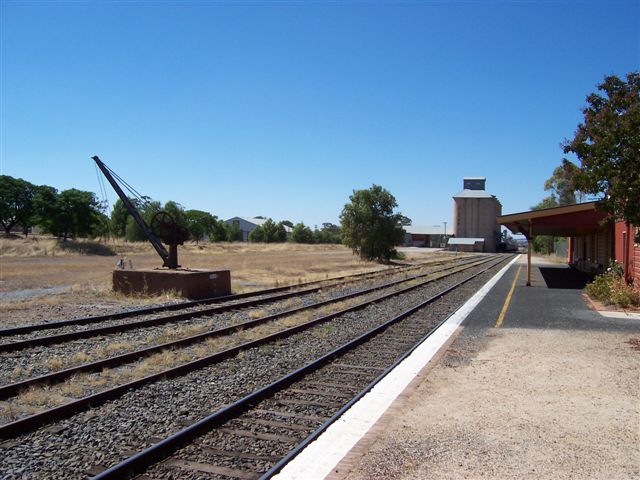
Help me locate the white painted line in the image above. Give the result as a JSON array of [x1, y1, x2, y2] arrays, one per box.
[[273, 255, 521, 480], [598, 310, 640, 320]]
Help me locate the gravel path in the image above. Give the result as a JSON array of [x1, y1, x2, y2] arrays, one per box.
[[0, 259, 507, 479]]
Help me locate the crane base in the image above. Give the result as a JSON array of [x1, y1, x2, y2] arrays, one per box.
[[112, 268, 231, 299]]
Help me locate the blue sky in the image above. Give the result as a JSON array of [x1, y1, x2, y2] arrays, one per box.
[[1, 1, 638, 229]]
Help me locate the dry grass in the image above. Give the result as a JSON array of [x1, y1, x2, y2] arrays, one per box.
[[11, 365, 33, 380], [1, 237, 427, 329], [248, 309, 268, 319], [17, 385, 66, 407], [0, 238, 389, 294], [93, 340, 137, 359], [71, 352, 91, 364], [45, 356, 65, 371]]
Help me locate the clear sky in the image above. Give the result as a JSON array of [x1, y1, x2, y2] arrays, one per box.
[[1, 1, 638, 230]]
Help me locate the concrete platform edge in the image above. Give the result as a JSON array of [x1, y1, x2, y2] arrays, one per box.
[[272, 254, 521, 480]]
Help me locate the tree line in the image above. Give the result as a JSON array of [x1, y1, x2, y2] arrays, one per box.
[[0, 177, 343, 245], [0, 177, 106, 240]]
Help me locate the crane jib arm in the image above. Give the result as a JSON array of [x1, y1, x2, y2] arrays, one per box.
[[91, 156, 171, 266]]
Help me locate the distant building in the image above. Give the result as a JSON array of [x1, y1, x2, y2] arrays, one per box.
[[403, 225, 449, 248], [226, 217, 293, 242], [451, 177, 502, 253]]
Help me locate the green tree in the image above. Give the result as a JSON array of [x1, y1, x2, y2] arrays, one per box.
[[185, 209, 218, 243], [274, 221, 288, 242], [226, 220, 243, 242], [91, 212, 111, 241], [292, 222, 314, 243], [563, 72, 640, 225], [340, 184, 410, 262], [37, 188, 103, 241], [208, 218, 228, 242], [544, 159, 581, 205], [109, 198, 135, 238], [249, 219, 287, 243], [530, 196, 559, 254], [248, 225, 265, 242], [163, 201, 187, 229], [261, 219, 278, 242], [315, 223, 342, 244], [125, 200, 161, 242], [32, 185, 59, 233], [0, 175, 37, 237]]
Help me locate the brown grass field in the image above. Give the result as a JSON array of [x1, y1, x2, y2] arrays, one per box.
[[0, 237, 442, 327]]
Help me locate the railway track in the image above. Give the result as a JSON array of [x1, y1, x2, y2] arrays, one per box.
[[0, 254, 513, 479], [0, 256, 482, 350], [1, 258, 454, 339], [94, 254, 512, 479], [0, 255, 496, 435], [0, 256, 486, 391], [0, 255, 491, 402]]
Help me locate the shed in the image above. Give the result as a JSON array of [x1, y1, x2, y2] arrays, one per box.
[[403, 225, 449, 248], [447, 237, 485, 253]]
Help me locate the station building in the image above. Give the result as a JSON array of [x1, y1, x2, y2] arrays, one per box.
[[450, 177, 502, 252], [499, 201, 640, 288]]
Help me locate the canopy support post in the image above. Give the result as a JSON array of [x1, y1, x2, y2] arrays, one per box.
[[527, 218, 532, 286]]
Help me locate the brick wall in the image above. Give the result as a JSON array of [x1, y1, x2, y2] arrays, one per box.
[[633, 241, 640, 288]]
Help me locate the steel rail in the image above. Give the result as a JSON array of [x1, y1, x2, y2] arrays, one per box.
[[0, 257, 494, 399], [0, 262, 420, 337], [0, 256, 504, 440], [0, 257, 483, 352], [91, 255, 510, 480]]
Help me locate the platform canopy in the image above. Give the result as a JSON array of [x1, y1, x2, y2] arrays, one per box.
[[498, 201, 607, 239]]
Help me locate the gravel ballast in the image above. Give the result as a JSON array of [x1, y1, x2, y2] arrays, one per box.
[[0, 258, 508, 479]]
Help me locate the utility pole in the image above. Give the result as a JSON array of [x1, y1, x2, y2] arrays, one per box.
[[443, 221, 447, 248]]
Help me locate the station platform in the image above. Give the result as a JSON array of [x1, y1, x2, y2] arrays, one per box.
[[275, 255, 640, 479]]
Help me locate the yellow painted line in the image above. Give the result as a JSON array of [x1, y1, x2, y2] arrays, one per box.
[[495, 265, 521, 328]]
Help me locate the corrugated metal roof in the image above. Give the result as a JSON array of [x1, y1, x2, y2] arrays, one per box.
[[404, 225, 446, 235], [447, 238, 485, 245], [227, 217, 293, 233]]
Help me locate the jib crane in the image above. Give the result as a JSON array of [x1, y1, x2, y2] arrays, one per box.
[[92, 155, 188, 269]]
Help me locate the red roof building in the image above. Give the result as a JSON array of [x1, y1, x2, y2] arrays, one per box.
[[498, 201, 639, 288]]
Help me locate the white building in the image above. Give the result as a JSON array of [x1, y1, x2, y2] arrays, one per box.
[[226, 217, 293, 241]]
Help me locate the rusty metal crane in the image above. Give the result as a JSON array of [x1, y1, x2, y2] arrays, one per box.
[[92, 156, 188, 269]]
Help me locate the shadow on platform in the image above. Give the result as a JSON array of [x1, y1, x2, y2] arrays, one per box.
[[538, 266, 591, 289]]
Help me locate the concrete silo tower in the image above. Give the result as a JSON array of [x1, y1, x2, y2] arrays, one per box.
[[452, 177, 502, 252]]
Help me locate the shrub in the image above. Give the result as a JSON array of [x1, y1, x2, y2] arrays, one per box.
[[586, 262, 639, 308], [292, 223, 314, 244], [248, 225, 265, 242]]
